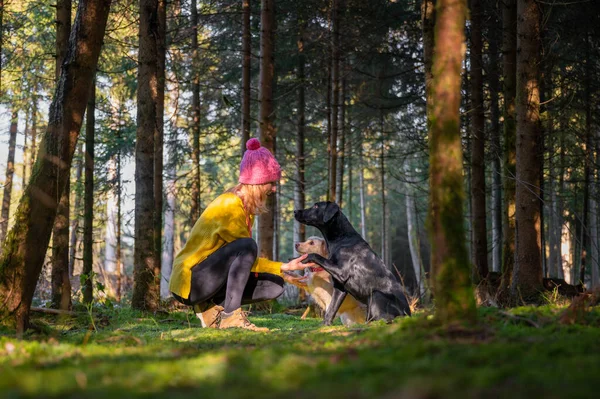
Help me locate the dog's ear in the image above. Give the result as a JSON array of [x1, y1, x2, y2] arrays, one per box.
[[323, 202, 339, 223]]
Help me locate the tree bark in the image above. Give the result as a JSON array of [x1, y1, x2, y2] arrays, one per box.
[[580, 34, 592, 286], [427, 0, 476, 324], [0, 0, 112, 333], [405, 155, 428, 299], [0, 112, 17, 250], [154, 0, 166, 302], [69, 143, 84, 277], [469, 0, 488, 282], [257, 0, 276, 259], [83, 80, 96, 305], [510, 0, 543, 303], [293, 14, 306, 251], [161, 156, 175, 299], [358, 135, 366, 239], [132, 0, 160, 311], [488, 5, 502, 274], [190, 0, 201, 222], [498, 0, 517, 300], [51, 0, 73, 311], [116, 141, 123, 301], [241, 0, 251, 153], [329, 0, 340, 202], [421, 0, 436, 108], [336, 76, 346, 207]]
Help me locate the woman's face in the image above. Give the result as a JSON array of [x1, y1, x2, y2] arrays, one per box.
[[264, 182, 277, 196]]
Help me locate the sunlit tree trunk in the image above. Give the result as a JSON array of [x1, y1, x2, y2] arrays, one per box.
[[115, 144, 123, 301], [427, 0, 476, 324], [498, 0, 517, 300], [104, 159, 117, 274], [69, 143, 84, 277], [190, 0, 201, 222], [29, 100, 37, 180], [0, 0, 112, 333], [132, 0, 160, 311], [405, 155, 428, 299], [161, 157, 175, 299], [257, 0, 276, 259], [51, 0, 73, 310], [510, 0, 543, 303], [83, 80, 96, 305], [241, 0, 251, 153], [0, 111, 17, 252], [21, 111, 29, 189]]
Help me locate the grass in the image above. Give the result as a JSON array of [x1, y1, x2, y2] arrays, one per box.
[[1, 304, 599, 399]]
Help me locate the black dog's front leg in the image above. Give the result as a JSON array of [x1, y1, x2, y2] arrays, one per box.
[[302, 253, 348, 283], [323, 286, 347, 326]]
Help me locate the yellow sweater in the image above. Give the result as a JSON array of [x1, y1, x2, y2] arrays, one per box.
[[169, 192, 282, 299]]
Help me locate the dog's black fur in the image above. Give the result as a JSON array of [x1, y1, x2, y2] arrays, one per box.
[[294, 201, 411, 325]]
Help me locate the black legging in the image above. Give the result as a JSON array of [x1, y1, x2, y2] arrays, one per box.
[[173, 238, 284, 313]]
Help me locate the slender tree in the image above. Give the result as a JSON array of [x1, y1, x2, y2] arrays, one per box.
[[83, 80, 96, 305], [469, 0, 488, 281], [257, 0, 276, 258], [428, 0, 476, 323], [132, 0, 160, 311], [0, 112, 17, 250], [190, 0, 201, 222], [510, 0, 543, 302], [0, 0, 112, 333], [499, 0, 517, 299], [329, 0, 340, 202], [68, 144, 84, 277], [51, 0, 73, 310], [241, 0, 251, 153]]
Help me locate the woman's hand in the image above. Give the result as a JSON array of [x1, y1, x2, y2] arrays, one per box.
[[281, 253, 315, 271]]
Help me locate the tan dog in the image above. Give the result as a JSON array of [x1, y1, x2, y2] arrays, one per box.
[[284, 236, 366, 326]]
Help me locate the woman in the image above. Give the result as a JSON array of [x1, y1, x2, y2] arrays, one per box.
[[169, 138, 312, 331]]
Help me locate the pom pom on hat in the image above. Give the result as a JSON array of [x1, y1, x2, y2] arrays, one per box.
[[239, 138, 282, 185], [246, 138, 261, 151]]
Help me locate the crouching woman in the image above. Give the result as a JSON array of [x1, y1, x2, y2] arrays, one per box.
[[169, 138, 312, 332]]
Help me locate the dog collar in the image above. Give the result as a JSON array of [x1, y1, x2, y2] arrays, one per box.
[[310, 267, 325, 272]]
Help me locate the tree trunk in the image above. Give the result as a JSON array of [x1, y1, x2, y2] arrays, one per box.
[[469, 0, 488, 282], [22, 111, 29, 189], [328, 0, 340, 202], [51, 0, 73, 310], [241, 0, 251, 153], [510, 0, 542, 303], [0, 111, 18, 250], [29, 100, 38, 181], [161, 155, 175, 299], [132, 0, 160, 311], [421, 0, 435, 107], [293, 14, 306, 251], [69, 143, 84, 277], [83, 80, 96, 305], [190, 0, 201, 222], [257, 0, 276, 259], [104, 159, 118, 274], [405, 156, 428, 300], [580, 35, 592, 286], [379, 113, 387, 266], [592, 129, 600, 288], [427, 0, 476, 324], [0, 0, 112, 333], [359, 135, 367, 239], [116, 143, 123, 301], [336, 76, 346, 207], [489, 6, 502, 274], [498, 0, 517, 300], [154, 0, 166, 302]]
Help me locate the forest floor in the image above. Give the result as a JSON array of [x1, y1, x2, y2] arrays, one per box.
[[1, 302, 599, 399]]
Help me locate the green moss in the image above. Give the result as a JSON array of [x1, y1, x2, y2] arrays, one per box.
[[1, 306, 599, 398]]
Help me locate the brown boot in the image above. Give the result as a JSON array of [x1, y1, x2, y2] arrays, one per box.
[[194, 303, 224, 328], [218, 308, 269, 332]]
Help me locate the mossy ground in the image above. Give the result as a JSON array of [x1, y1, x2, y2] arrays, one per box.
[[1, 304, 599, 398]]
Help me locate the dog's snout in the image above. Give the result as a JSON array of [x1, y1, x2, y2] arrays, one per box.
[[294, 242, 299, 250]]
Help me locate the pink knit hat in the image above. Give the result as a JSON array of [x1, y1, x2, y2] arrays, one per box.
[[239, 138, 282, 184]]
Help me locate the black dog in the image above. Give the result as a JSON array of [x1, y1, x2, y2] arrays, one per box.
[[294, 201, 411, 325]]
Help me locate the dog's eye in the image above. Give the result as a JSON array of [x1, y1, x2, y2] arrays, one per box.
[[313, 205, 318, 209], [309, 241, 313, 245]]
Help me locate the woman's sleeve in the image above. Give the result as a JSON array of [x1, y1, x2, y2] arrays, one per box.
[[251, 258, 283, 276]]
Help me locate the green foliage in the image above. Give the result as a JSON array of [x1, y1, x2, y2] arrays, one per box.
[[1, 306, 600, 398]]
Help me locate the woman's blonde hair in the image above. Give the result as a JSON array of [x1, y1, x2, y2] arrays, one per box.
[[227, 182, 272, 215]]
